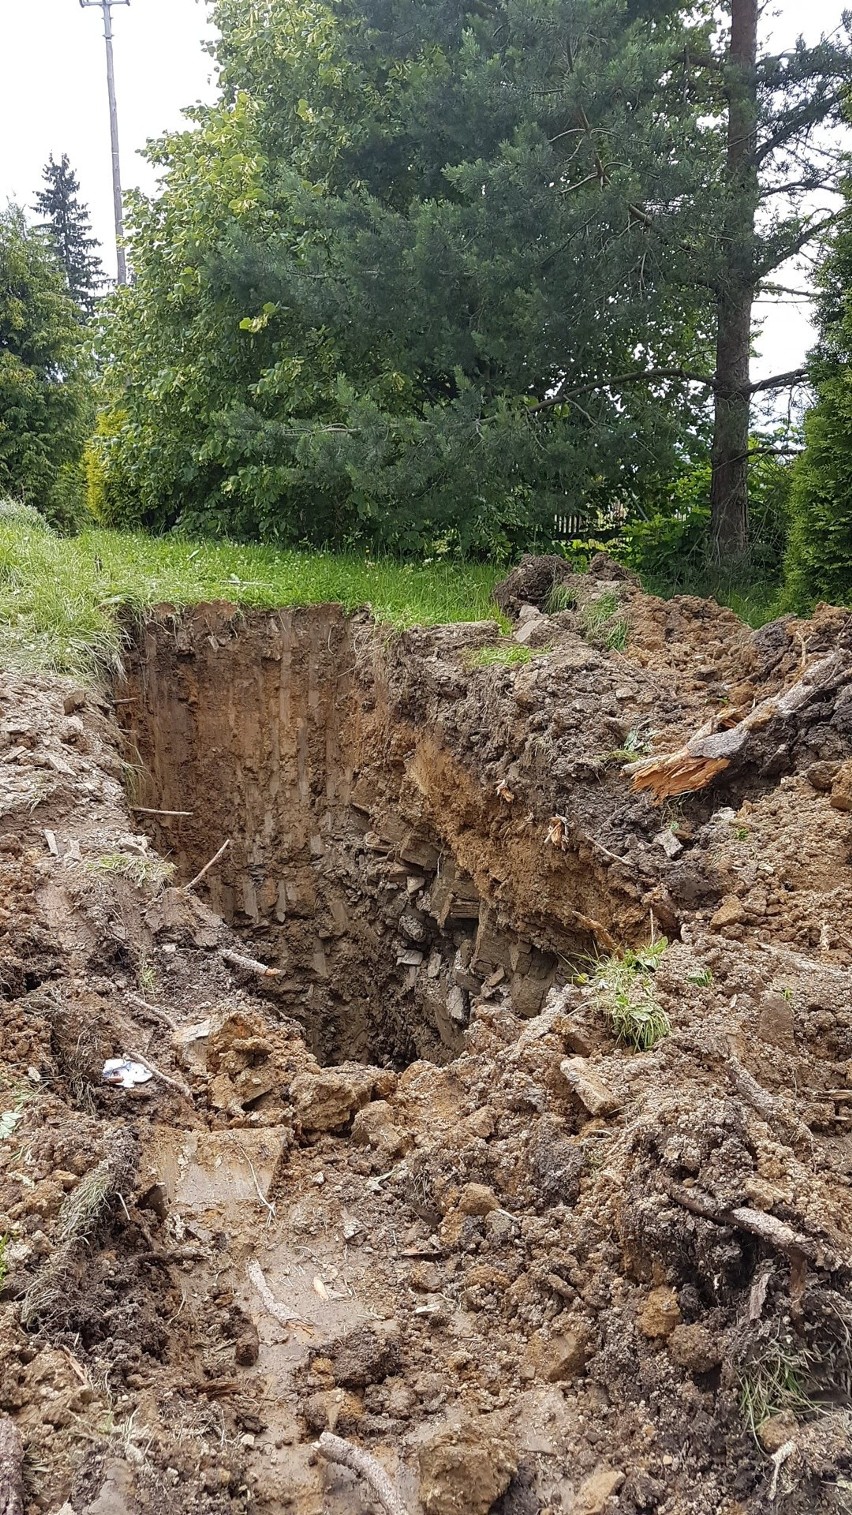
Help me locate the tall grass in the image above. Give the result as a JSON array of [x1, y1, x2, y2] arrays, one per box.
[[0, 517, 505, 679]]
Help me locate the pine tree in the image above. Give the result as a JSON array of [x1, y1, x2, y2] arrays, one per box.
[[35, 155, 104, 319]]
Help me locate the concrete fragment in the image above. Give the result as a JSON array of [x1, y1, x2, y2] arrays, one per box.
[[418, 1420, 517, 1515], [559, 1057, 619, 1117], [636, 1286, 681, 1340]]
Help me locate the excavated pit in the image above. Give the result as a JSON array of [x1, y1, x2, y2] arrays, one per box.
[[7, 562, 852, 1515], [115, 603, 621, 1070]]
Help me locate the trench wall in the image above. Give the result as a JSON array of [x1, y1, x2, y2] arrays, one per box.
[[116, 604, 614, 1065]]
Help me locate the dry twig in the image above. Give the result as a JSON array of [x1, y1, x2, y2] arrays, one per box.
[[184, 839, 231, 893], [127, 1049, 193, 1101], [662, 1179, 845, 1269]]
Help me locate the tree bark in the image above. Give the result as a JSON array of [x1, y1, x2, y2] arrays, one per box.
[[709, 0, 760, 565]]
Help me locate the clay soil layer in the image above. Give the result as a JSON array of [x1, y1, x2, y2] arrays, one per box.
[[1, 554, 852, 1515]]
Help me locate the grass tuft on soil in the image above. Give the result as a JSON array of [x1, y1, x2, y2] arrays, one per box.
[[0, 516, 506, 679], [594, 939, 671, 1050]]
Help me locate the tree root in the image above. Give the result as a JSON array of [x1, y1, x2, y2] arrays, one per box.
[[627, 650, 852, 800], [0, 1415, 24, 1515], [314, 1432, 408, 1515], [661, 1178, 846, 1270]]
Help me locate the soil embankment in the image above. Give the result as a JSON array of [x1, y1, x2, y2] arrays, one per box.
[[1, 556, 851, 1514]]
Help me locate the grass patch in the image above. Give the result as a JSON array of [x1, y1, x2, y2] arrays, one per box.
[[84, 851, 175, 891], [545, 583, 579, 613], [738, 1329, 822, 1440], [0, 517, 507, 679], [605, 728, 651, 764], [468, 642, 547, 669], [594, 939, 671, 1050], [580, 591, 630, 652]]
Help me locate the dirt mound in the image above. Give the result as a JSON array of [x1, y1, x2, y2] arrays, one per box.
[[2, 564, 852, 1514]]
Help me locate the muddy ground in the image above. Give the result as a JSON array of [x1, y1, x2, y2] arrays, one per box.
[[1, 554, 851, 1515]]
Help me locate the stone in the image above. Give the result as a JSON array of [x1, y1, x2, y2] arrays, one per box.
[[484, 1209, 515, 1243], [830, 760, 852, 812], [636, 1286, 681, 1340], [654, 827, 684, 859], [418, 1420, 517, 1515], [524, 1325, 591, 1382], [710, 896, 745, 930], [234, 1321, 260, 1367], [572, 1466, 625, 1515], [288, 1066, 374, 1139], [559, 1057, 619, 1117], [667, 1323, 721, 1374], [400, 910, 428, 944], [400, 832, 440, 871], [806, 760, 841, 793], [291, 1065, 377, 1133], [82, 1461, 136, 1515], [457, 1183, 500, 1217], [757, 994, 796, 1051], [514, 612, 547, 646]]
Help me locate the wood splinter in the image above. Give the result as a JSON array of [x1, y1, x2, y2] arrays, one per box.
[[314, 1432, 409, 1515]]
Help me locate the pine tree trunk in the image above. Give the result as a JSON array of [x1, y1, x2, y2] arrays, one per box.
[[709, 0, 759, 566]]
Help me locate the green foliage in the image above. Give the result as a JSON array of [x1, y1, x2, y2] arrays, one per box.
[[0, 207, 89, 521], [0, 517, 505, 678], [468, 642, 544, 668], [94, 0, 720, 551], [786, 383, 852, 609], [594, 939, 671, 1050], [620, 445, 792, 588], [579, 590, 629, 650], [545, 584, 579, 614], [34, 155, 104, 319]]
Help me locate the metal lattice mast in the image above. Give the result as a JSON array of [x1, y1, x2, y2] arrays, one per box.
[[79, 0, 130, 285]]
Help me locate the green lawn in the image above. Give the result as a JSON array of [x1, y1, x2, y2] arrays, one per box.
[[0, 513, 505, 679]]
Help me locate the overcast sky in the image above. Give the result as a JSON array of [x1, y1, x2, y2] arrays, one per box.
[[0, 0, 848, 383]]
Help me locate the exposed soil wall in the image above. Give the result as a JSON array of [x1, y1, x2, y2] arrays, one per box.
[[116, 602, 641, 1066]]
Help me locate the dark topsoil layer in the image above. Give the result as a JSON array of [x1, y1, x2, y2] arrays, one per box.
[[0, 555, 851, 1515]]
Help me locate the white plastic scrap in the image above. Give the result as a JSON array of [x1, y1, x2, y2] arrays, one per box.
[[102, 1058, 153, 1089]]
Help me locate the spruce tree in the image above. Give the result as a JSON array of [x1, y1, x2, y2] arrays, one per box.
[[35, 155, 104, 319]]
